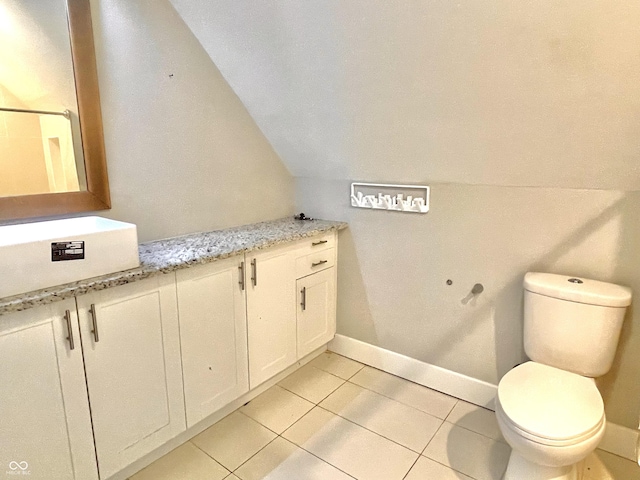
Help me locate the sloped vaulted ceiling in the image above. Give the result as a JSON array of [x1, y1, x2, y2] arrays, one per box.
[[169, 0, 348, 180], [169, 0, 640, 190]]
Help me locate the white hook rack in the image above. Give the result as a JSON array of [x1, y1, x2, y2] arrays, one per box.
[[350, 182, 430, 213]]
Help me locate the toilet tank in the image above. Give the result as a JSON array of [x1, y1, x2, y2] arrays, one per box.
[[523, 272, 632, 377]]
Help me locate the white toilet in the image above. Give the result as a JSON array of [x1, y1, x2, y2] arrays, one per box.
[[496, 272, 632, 480]]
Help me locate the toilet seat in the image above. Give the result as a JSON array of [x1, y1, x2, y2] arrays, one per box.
[[497, 362, 604, 446], [496, 402, 604, 448]]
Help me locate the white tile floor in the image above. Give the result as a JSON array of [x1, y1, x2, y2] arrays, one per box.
[[130, 352, 640, 480]]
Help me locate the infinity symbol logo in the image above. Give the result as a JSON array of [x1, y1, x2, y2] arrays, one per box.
[[8, 461, 28, 470]]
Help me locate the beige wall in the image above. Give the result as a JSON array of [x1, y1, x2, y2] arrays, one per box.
[[297, 179, 640, 429], [173, 0, 640, 430], [87, 0, 294, 242]]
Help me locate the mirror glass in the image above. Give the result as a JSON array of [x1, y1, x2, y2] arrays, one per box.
[[0, 0, 87, 198]]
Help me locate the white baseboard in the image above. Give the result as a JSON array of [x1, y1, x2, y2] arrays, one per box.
[[329, 334, 639, 463], [328, 334, 498, 409], [600, 422, 639, 462]]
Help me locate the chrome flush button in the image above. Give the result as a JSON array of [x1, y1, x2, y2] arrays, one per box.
[[568, 278, 584, 284]]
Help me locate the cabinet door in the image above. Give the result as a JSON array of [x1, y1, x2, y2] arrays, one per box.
[[0, 300, 98, 480], [297, 268, 337, 358], [246, 245, 297, 388], [76, 275, 185, 479], [177, 257, 249, 427]]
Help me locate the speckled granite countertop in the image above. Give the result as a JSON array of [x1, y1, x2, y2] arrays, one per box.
[[0, 217, 347, 316]]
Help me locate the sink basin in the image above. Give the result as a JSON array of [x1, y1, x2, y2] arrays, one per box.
[[0, 216, 140, 299]]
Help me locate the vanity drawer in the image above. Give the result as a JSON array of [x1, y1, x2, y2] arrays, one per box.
[[296, 248, 335, 278], [297, 233, 335, 256]]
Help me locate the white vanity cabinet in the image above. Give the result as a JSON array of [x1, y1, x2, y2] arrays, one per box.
[[176, 256, 249, 427], [0, 300, 98, 480], [177, 231, 339, 404], [0, 225, 341, 480], [75, 274, 186, 480], [245, 233, 338, 387], [297, 267, 337, 358], [245, 244, 298, 388], [294, 233, 337, 359]]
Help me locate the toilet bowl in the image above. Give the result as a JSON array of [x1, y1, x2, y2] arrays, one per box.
[[497, 362, 605, 479], [496, 273, 632, 480]]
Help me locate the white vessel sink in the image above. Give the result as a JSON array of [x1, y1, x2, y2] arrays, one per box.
[[0, 216, 140, 299]]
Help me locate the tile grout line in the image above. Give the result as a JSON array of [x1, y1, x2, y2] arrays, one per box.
[[256, 371, 443, 455], [314, 378, 347, 405], [280, 354, 441, 438], [295, 364, 506, 455], [338, 361, 366, 381], [277, 365, 347, 405], [187, 440, 233, 477], [316, 401, 440, 454], [324, 355, 459, 421], [237, 410, 283, 436], [278, 405, 360, 479], [325, 378, 447, 421], [442, 400, 510, 445], [421, 419, 446, 456], [357, 363, 462, 399], [281, 404, 421, 478], [316, 404, 422, 455], [241, 384, 315, 419], [419, 422, 506, 480], [313, 351, 367, 381], [229, 434, 280, 476], [443, 399, 460, 421], [345, 376, 453, 422], [280, 402, 321, 437], [451, 422, 508, 445], [344, 372, 507, 446], [189, 411, 282, 475], [275, 434, 359, 480], [271, 403, 486, 480], [422, 455, 479, 480], [401, 452, 423, 480]]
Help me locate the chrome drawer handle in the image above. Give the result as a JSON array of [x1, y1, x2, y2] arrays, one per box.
[[64, 310, 75, 351], [312, 240, 328, 246], [311, 260, 328, 267], [238, 261, 245, 291], [89, 304, 99, 343], [251, 259, 257, 286]]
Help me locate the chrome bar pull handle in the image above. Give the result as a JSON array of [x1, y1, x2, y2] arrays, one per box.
[[312, 240, 328, 247], [89, 304, 100, 343], [238, 261, 245, 291], [311, 260, 328, 267], [251, 259, 257, 287], [64, 310, 75, 351], [301, 287, 307, 311]]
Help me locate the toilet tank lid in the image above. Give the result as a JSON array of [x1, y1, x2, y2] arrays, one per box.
[[524, 273, 632, 307]]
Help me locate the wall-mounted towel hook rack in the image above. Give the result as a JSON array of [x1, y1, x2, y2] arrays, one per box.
[[350, 182, 430, 213]]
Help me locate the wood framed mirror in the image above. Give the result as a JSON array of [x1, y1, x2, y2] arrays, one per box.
[[0, 0, 110, 221]]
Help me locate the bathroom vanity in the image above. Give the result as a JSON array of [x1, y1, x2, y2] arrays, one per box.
[[0, 217, 345, 480]]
